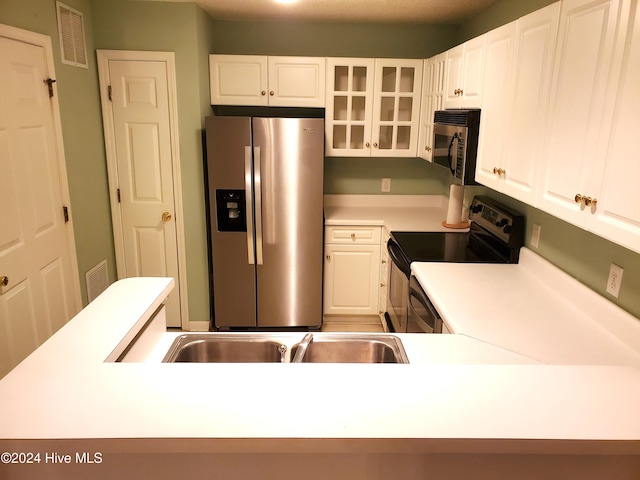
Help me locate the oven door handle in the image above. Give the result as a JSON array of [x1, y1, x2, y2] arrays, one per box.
[[408, 279, 443, 333], [387, 239, 411, 277]]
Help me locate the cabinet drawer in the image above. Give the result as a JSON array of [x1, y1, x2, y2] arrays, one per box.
[[325, 226, 381, 244]]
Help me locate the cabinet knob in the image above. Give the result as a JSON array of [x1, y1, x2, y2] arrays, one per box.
[[0, 276, 8, 287], [269, 90, 275, 96], [584, 197, 598, 207], [350, 233, 356, 241], [380, 283, 385, 287], [425, 146, 432, 152], [575, 193, 585, 204], [373, 142, 378, 148], [161, 211, 172, 222], [326, 255, 331, 261], [381, 259, 387, 264], [365, 142, 371, 148], [493, 167, 505, 177], [261, 90, 266, 96]]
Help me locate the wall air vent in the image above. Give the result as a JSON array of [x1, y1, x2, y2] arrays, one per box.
[[86, 260, 109, 303], [56, 1, 88, 69]]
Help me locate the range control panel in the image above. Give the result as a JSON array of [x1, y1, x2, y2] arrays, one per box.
[[468, 195, 525, 247]]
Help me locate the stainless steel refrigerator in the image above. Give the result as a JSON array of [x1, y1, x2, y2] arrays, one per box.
[[205, 116, 325, 329]]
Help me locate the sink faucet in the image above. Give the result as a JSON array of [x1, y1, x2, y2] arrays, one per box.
[[292, 333, 313, 363]]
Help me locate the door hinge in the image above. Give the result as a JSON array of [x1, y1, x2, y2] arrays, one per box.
[[108, 85, 112, 101], [63, 206, 69, 223], [44, 78, 56, 98], [117, 188, 121, 203]]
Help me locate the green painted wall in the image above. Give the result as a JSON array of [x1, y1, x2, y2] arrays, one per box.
[[324, 158, 450, 195], [210, 19, 457, 58], [458, 0, 558, 43], [90, 0, 214, 323], [0, 0, 117, 306]]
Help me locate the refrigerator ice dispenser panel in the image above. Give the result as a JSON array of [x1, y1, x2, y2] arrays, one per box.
[[216, 189, 247, 232]]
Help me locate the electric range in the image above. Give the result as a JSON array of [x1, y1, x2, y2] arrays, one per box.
[[385, 195, 525, 333]]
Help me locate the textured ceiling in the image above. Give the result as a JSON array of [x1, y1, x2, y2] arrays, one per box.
[[142, 0, 500, 24]]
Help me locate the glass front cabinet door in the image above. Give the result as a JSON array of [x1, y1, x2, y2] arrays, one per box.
[[371, 59, 423, 157], [325, 58, 423, 157], [325, 58, 376, 156]]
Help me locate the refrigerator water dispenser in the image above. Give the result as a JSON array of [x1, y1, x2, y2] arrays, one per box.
[[216, 189, 246, 232]]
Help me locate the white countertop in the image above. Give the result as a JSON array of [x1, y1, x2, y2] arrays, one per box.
[[412, 248, 640, 366], [324, 194, 468, 232], [1, 274, 640, 452]]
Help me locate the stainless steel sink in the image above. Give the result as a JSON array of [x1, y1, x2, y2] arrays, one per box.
[[290, 334, 409, 363], [163, 334, 287, 363], [162, 333, 409, 364]]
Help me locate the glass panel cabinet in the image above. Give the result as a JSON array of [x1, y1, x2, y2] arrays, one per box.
[[325, 58, 423, 157]]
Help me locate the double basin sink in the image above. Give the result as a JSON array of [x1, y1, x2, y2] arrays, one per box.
[[162, 333, 409, 364]]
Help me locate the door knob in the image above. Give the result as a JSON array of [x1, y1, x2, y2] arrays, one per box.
[[162, 212, 172, 222], [0, 276, 8, 287]]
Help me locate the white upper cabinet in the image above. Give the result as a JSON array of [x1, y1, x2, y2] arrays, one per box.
[[585, 0, 640, 253], [443, 35, 486, 109], [475, 23, 517, 192], [325, 58, 423, 157], [537, 0, 631, 227], [209, 55, 268, 106], [325, 58, 376, 156], [267, 56, 326, 107], [417, 53, 445, 161], [209, 55, 325, 107], [371, 59, 423, 157], [476, 3, 560, 205]]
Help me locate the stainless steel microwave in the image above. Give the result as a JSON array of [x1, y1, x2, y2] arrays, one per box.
[[432, 109, 481, 185]]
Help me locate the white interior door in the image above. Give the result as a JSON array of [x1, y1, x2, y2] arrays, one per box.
[[98, 51, 186, 328], [0, 28, 81, 378]]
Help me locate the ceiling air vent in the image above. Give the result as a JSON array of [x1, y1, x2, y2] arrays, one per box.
[[56, 1, 88, 69]]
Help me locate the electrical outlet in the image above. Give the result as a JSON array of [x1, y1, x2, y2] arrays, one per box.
[[531, 224, 541, 248], [606, 263, 624, 298], [381, 177, 391, 192]]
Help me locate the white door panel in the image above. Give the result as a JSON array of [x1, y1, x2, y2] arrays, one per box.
[[100, 53, 185, 328], [0, 32, 80, 378]]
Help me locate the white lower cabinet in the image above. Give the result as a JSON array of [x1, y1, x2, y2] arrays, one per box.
[[324, 226, 381, 316]]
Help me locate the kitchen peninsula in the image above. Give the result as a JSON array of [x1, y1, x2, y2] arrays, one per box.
[[1, 275, 640, 479]]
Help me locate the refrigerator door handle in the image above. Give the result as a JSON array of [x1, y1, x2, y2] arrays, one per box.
[[254, 146, 264, 265], [244, 146, 255, 265]]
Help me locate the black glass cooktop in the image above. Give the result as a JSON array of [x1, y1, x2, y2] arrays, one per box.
[[391, 228, 506, 265]]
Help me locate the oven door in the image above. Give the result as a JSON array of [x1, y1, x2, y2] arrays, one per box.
[[408, 275, 443, 334], [385, 239, 410, 333]]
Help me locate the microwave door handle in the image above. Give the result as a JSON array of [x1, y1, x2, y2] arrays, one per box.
[[447, 133, 460, 176]]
